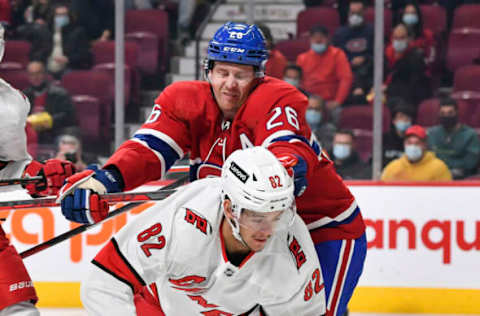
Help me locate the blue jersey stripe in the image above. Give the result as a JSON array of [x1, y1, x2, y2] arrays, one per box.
[[271, 135, 321, 155], [323, 207, 360, 229], [134, 134, 180, 171]]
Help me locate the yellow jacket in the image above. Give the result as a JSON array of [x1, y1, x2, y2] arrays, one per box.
[[381, 151, 452, 181]]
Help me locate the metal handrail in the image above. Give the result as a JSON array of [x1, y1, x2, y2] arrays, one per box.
[[194, 0, 224, 80]]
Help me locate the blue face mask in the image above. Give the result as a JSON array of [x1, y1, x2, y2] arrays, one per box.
[[311, 43, 327, 54], [284, 77, 299, 87], [404, 144, 423, 162], [393, 39, 408, 53], [394, 120, 411, 133], [403, 13, 419, 25], [333, 144, 351, 160], [54, 15, 69, 29], [306, 109, 322, 128]]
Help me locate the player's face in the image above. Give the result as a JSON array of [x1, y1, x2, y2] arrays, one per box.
[[209, 61, 256, 120], [238, 209, 283, 252]]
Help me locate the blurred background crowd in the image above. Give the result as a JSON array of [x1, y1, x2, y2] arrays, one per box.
[[1, 0, 480, 181]]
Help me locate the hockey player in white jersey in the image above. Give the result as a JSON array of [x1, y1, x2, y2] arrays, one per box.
[[0, 24, 75, 316], [81, 147, 326, 315]]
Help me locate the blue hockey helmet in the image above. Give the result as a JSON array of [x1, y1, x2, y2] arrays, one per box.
[[206, 22, 268, 76]]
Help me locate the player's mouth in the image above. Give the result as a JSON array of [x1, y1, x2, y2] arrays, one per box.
[[223, 91, 238, 100]]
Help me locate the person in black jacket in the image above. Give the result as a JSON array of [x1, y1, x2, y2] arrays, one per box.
[[385, 23, 432, 110], [382, 98, 415, 167], [46, 3, 92, 79], [23, 60, 76, 144], [333, 0, 374, 106], [329, 129, 372, 180]]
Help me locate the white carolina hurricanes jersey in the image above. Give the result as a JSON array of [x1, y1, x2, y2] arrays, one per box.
[[0, 78, 32, 192], [82, 178, 326, 315]]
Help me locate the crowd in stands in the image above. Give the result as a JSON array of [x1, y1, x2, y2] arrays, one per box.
[[0, 0, 209, 165], [1, 0, 479, 181], [265, 0, 480, 180]]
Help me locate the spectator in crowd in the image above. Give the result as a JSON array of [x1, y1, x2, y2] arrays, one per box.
[[397, 1, 436, 74], [23, 61, 76, 144], [258, 23, 288, 80], [427, 98, 480, 179], [306, 94, 336, 153], [54, 133, 99, 172], [384, 23, 432, 110], [16, 0, 53, 63], [381, 125, 452, 181], [333, 0, 374, 106], [382, 97, 415, 166], [46, 3, 92, 79], [297, 25, 353, 123], [71, 0, 114, 42], [283, 64, 309, 96], [329, 129, 372, 179], [9, 0, 30, 33]]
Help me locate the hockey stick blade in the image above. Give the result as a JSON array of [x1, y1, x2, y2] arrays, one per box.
[[0, 189, 178, 210], [0, 176, 44, 187], [20, 174, 189, 259]]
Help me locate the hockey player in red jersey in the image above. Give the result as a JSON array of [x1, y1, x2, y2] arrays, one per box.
[[58, 22, 366, 316], [0, 24, 75, 316]]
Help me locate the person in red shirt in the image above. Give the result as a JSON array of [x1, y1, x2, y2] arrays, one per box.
[[258, 23, 288, 79], [297, 25, 353, 124]]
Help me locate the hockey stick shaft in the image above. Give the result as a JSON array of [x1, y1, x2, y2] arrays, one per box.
[[0, 189, 179, 210], [20, 174, 189, 259], [0, 176, 44, 187]]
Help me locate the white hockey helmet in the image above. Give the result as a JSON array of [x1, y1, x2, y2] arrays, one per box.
[[0, 24, 5, 63], [221, 147, 296, 243]]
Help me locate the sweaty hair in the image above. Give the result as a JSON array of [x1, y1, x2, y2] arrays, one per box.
[[309, 25, 329, 37]]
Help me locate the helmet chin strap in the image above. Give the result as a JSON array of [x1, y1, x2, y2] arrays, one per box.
[[227, 216, 250, 249]]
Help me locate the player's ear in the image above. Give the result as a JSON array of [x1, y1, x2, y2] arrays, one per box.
[[223, 199, 233, 220]]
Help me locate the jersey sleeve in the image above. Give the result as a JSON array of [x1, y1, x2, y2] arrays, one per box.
[[83, 200, 179, 313], [262, 215, 326, 316], [104, 83, 190, 190]]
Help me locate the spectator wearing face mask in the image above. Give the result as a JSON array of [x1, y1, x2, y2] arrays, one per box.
[[427, 98, 480, 179], [333, 0, 374, 106], [257, 23, 288, 80], [329, 129, 372, 180], [382, 98, 415, 166], [283, 64, 309, 97], [381, 125, 452, 181], [398, 1, 436, 74], [384, 22, 432, 110], [305, 95, 336, 153], [297, 25, 353, 124], [46, 3, 92, 79]]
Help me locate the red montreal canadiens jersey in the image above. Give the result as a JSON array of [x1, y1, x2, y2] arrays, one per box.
[[105, 77, 365, 243]]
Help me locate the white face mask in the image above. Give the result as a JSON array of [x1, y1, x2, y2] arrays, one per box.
[[349, 14, 364, 27], [404, 144, 423, 162], [284, 77, 299, 87], [393, 39, 408, 52]]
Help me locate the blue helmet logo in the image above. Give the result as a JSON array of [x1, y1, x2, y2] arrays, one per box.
[[206, 22, 268, 70]]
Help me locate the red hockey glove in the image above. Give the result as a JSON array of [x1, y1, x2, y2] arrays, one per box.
[[276, 153, 308, 197], [23, 159, 76, 197]]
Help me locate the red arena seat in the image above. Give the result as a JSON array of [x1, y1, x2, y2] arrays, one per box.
[[296, 7, 340, 39]]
